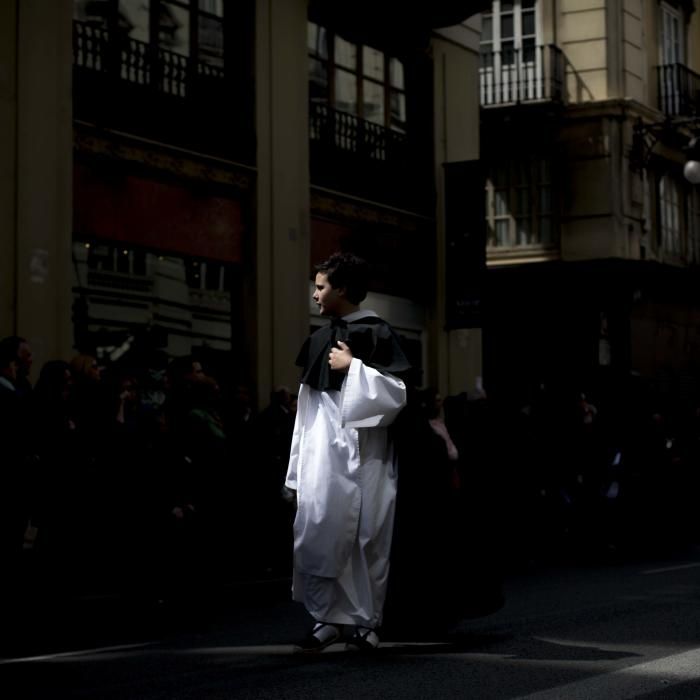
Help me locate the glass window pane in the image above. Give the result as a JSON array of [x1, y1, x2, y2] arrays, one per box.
[[522, 0, 536, 8], [540, 187, 551, 214], [199, 15, 224, 66], [482, 15, 493, 42], [309, 58, 328, 98], [363, 80, 384, 124], [390, 90, 406, 131], [522, 38, 536, 63], [501, 2, 514, 12], [308, 22, 318, 53], [335, 69, 357, 114], [363, 46, 384, 80], [539, 217, 552, 245], [308, 22, 328, 59], [200, 0, 224, 16], [159, 2, 190, 56], [501, 15, 514, 39], [75, 0, 109, 26], [335, 36, 357, 70], [495, 190, 508, 216], [522, 10, 536, 37], [516, 188, 529, 215], [389, 58, 404, 89], [501, 41, 515, 65], [516, 218, 531, 245], [119, 0, 149, 42], [495, 220, 510, 246], [89, 244, 114, 271], [487, 221, 497, 246]]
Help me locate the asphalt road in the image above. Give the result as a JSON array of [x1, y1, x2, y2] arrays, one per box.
[[4, 546, 700, 699]]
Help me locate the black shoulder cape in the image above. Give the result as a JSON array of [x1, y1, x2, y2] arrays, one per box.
[[296, 315, 412, 392]]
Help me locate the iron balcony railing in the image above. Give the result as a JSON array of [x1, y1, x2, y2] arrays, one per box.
[[309, 101, 434, 212], [479, 44, 565, 107], [73, 20, 224, 99], [309, 101, 408, 162], [657, 63, 700, 118]]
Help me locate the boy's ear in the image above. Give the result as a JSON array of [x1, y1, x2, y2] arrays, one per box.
[[336, 286, 347, 297]]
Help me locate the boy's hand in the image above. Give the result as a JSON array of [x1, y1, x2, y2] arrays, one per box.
[[329, 340, 353, 373]]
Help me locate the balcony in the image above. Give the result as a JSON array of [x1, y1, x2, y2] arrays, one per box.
[[309, 102, 433, 213], [72, 20, 253, 163], [657, 63, 700, 118], [479, 45, 565, 108]]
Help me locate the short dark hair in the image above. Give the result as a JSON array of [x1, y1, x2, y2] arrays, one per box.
[[314, 252, 369, 305]]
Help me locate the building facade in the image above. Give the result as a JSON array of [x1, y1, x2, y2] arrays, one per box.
[[478, 0, 700, 407], [1, 0, 489, 406]]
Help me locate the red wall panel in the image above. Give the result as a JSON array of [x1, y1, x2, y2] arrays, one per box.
[[74, 163, 243, 263]]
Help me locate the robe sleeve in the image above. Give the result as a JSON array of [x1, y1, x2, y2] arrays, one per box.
[[285, 383, 307, 490], [340, 357, 407, 429]]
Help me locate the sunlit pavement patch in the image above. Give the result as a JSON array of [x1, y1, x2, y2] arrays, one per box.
[[514, 646, 700, 700]]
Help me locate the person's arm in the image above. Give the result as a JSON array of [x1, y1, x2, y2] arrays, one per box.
[[340, 358, 406, 428], [329, 339, 407, 428]]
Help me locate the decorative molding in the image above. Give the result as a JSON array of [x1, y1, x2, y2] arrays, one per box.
[[310, 188, 430, 233], [73, 122, 255, 193], [487, 248, 560, 266]]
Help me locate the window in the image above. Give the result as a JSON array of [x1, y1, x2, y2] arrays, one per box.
[[485, 156, 554, 249], [480, 1, 541, 104], [658, 175, 682, 256], [73, 0, 224, 68], [186, 259, 232, 292], [658, 2, 688, 115], [660, 2, 684, 65], [87, 244, 147, 275], [657, 174, 700, 262], [308, 21, 406, 133], [198, 0, 224, 68], [119, 0, 150, 43]]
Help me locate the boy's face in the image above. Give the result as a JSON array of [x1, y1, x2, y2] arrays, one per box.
[[313, 273, 344, 317]]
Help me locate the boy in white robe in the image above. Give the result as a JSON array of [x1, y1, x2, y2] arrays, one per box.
[[285, 253, 410, 652]]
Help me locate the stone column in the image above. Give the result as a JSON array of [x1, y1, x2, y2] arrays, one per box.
[[432, 20, 484, 398], [0, 1, 18, 336], [255, 0, 311, 406], [15, 0, 74, 375]]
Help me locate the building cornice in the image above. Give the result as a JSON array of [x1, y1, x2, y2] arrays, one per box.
[[73, 121, 255, 194]]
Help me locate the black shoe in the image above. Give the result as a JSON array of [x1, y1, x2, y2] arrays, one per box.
[[345, 626, 379, 651], [295, 622, 342, 653]]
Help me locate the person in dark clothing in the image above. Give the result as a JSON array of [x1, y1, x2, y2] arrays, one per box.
[[28, 360, 79, 574], [385, 385, 504, 636]]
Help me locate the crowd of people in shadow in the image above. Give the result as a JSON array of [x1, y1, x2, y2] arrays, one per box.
[[2, 333, 700, 640], [0, 335, 298, 632]]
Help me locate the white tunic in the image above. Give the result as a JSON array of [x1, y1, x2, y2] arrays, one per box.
[[285, 328, 407, 627]]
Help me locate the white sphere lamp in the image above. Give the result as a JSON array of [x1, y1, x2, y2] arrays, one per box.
[[684, 137, 700, 184], [683, 159, 700, 185]]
